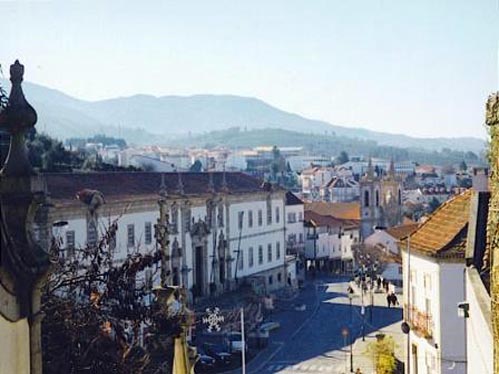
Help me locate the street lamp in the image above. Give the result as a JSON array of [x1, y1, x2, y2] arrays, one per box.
[[342, 327, 354, 373], [348, 292, 353, 324]]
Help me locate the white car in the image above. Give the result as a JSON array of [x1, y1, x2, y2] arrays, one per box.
[[224, 332, 247, 352]]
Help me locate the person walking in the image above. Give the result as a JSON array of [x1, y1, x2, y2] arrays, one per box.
[[386, 294, 391, 308], [390, 293, 399, 306]]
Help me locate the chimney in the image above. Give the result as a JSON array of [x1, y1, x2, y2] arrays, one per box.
[[472, 167, 489, 192]]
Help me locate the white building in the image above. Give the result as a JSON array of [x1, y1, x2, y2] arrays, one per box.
[[320, 176, 360, 203], [284, 192, 305, 256], [304, 202, 360, 273], [401, 190, 471, 374], [364, 222, 419, 256], [300, 167, 336, 200], [48, 172, 289, 301], [464, 191, 492, 374]]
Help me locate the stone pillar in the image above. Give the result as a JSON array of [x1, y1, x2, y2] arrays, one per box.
[[485, 92, 499, 374], [0, 61, 51, 374]]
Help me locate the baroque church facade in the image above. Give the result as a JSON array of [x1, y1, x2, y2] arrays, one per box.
[[47, 172, 289, 302], [359, 159, 403, 238]]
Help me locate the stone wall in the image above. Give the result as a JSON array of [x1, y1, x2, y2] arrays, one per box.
[[485, 92, 499, 374]]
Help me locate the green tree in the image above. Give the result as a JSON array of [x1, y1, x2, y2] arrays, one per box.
[[428, 197, 441, 213], [336, 151, 349, 165], [189, 159, 203, 172], [459, 160, 468, 171], [366, 335, 397, 374]]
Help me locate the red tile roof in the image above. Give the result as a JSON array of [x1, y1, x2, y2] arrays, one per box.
[[305, 201, 360, 221], [401, 189, 472, 258], [386, 223, 420, 241], [44, 172, 270, 204]]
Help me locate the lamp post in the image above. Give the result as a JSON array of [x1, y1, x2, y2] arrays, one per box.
[[342, 327, 350, 374], [348, 292, 353, 324]]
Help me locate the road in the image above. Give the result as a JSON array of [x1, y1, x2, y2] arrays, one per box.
[[259, 278, 403, 374]]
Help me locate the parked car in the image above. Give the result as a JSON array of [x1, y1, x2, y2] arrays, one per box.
[[224, 332, 247, 353], [259, 321, 281, 332], [203, 343, 232, 366]]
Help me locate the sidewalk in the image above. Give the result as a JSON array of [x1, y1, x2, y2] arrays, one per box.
[[347, 284, 405, 374]]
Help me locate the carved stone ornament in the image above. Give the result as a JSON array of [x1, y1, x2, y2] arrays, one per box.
[[0, 61, 50, 320], [486, 92, 499, 126]]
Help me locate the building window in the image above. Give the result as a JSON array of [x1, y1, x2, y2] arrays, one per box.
[[398, 189, 402, 206], [66, 230, 75, 257], [258, 210, 263, 226], [424, 273, 432, 291], [267, 243, 272, 262], [218, 204, 224, 227], [276, 241, 281, 260], [266, 197, 272, 225], [249, 247, 254, 267], [248, 210, 253, 228], [258, 245, 263, 265], [183, 208, 191, 232], [277, 273, 282, 282], [127, 224, 135, 248], [299, 233, 303, 243], [287, 212, 296, 223], [375, 190, 380, 207], [238, 249, 244, 270], [275, 207, 280, 224], [238, 211, 244, 230], [170, 204, 178, 234], [87, 220, 98, 247], [145, 222, 152, 244], [364, 190, 370, 207], [268, 275, 273, 285], [298, 212, 303, 221]]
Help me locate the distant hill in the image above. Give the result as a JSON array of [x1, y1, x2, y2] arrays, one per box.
[[0, 80, 486, 154], [169, 127, 485, 166]]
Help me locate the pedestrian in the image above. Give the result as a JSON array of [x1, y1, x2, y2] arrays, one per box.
[[386, 294, 391, 308], [376, 277, 382, 290], [391, 293, 399, 306], [355, 368, 363, 374]]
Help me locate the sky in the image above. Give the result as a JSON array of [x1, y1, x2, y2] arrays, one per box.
[[1, 0, 498, 139]]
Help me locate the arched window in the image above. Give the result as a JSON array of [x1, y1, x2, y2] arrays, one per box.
[[364, 190, 370, 207], [375, 190, 380, 207], [398, 189, 402, 205]]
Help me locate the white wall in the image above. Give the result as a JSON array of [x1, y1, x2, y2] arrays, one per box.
[[402, 250, 466, 374], [465, 269, 493, 374], [228, 198, 286, 279], [364, 230, 399, 255]]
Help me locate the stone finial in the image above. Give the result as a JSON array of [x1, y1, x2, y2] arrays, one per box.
[[388, 158, 395, 177], [159, 173, 168, 198], [207, 172, 215, 194], [486, 92, 499, 126], [177, 171, 185, 195], [0, 60, 37, 133], [221, 165, 229, 193], [367, 157, 374, 178], [0, 60, 37, 176]]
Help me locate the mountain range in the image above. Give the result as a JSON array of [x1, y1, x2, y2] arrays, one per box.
[[0, 80, 486, 154]]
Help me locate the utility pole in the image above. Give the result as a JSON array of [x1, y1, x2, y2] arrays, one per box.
[[241, 307, 246, 374]]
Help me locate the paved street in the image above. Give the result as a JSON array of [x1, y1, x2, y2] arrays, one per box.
[[252, 277, 404, 374]]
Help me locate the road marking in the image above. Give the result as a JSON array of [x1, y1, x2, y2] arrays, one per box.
[[266, 363, 336, 373]]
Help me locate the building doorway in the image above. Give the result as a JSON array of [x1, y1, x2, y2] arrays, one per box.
[[195, 245, 204, 296]]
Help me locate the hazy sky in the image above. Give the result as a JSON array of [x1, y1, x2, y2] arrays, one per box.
[[1, 1, 498, 139]]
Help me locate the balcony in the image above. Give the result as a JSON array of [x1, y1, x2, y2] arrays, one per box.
[[405, 305, 434, 340], [286, 240, 305, 255]]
